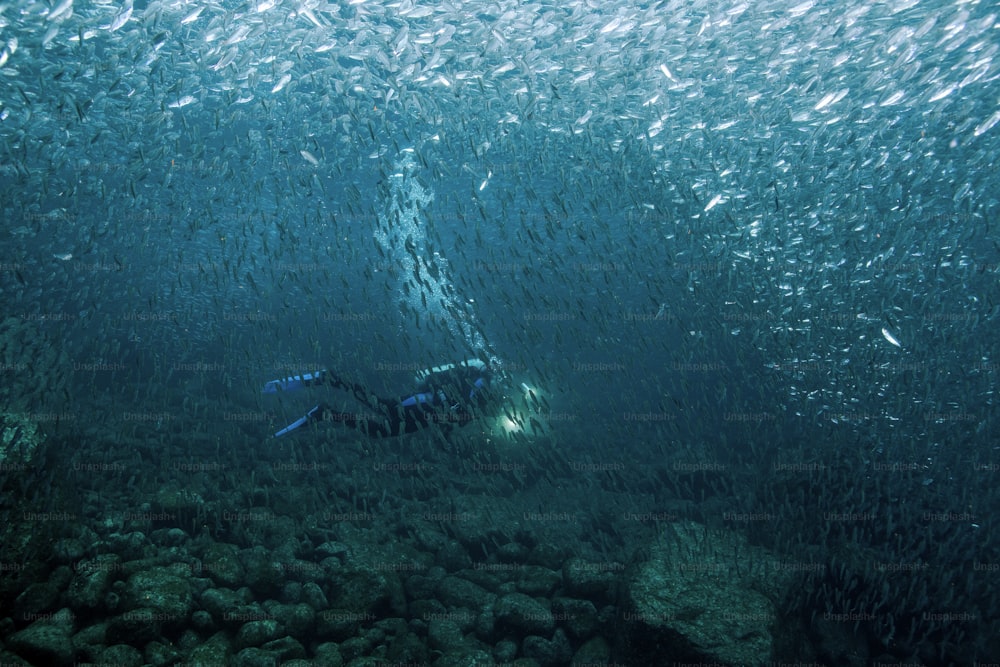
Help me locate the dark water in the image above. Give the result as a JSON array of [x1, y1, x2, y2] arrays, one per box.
[[1, 0, 999, 664]]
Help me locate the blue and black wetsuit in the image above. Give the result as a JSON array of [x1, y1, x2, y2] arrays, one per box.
[[264, 363, 493, 438]]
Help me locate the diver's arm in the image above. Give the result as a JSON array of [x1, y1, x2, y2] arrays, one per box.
[[262, 370, 329, 394], [274, 405, 322, 436], [414, 359, 487, 386]]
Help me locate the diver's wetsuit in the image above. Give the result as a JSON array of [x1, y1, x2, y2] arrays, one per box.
[[263, 362, 493, 438]]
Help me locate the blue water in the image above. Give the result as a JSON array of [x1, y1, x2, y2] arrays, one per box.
[[1, 0, 999, 663]]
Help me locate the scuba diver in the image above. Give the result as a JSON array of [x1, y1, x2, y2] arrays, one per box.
[[262, 359, 497, 438]]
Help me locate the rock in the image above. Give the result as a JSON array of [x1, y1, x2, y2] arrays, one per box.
[[561, 558, 617, 603], [149, 527, 189, 547], [328, 560, 405, 619], [14, 581, 63, 619], [121, 565, 193, 628], [436, 540, 472, 571], [191, 609, 215, 632], [522, 629, 572, 667], [527, 542, 569, 567], [474, 607, 496, 641], [571, 636, 611, 665], [0, 410, 43, 465], [404, 572, 440, 600], [267, 602, 314, 637], [384, 630, 428, 664], [337, 635, 373, 662], [313, 642, 344, 666], [301, 582, 329, 610], [233, 647, 280, 667], [432, 649, 494, 667], [99, 643, 143, 667], [152, 485, 204, 518], [494, 638, 518, 661], [620, 520, 795, 666], [552, 597, 598, 639], [0, 650, 32, 666], [459, 566, 505, 592], [409, 598, 447, 626], [144, 639, 183, 667], [176, 628, 202, 653], [494, 593, 555, 636], [188, 630, 232, 665], [281, 558, 326, 584], [235, 620, 283, 650], [315, 541, 350, 559], [515, 565, 562, 596], [51, 538, 85, 565], [497, 542, 528, 563], [200, 587, 253, 624], [202, 542, 244, 588], [436, 576, 494, 610], [105, 531, 149, 560], [106, 608, 164, 644], [427, 617, 469, 652], [260, 636, 306, 661], [315, 608, 367, 642], [67, 555, 121, 611], [279, 581, 302, 603], [374, 617, 408, 636], [71, 621, 108, 657], [240, 547, 286, 598], [6, 609, 75, 667]]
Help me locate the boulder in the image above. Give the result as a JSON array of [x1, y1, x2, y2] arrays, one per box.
[[620, 520, 795, 666], [6, 608, 75, 667]]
